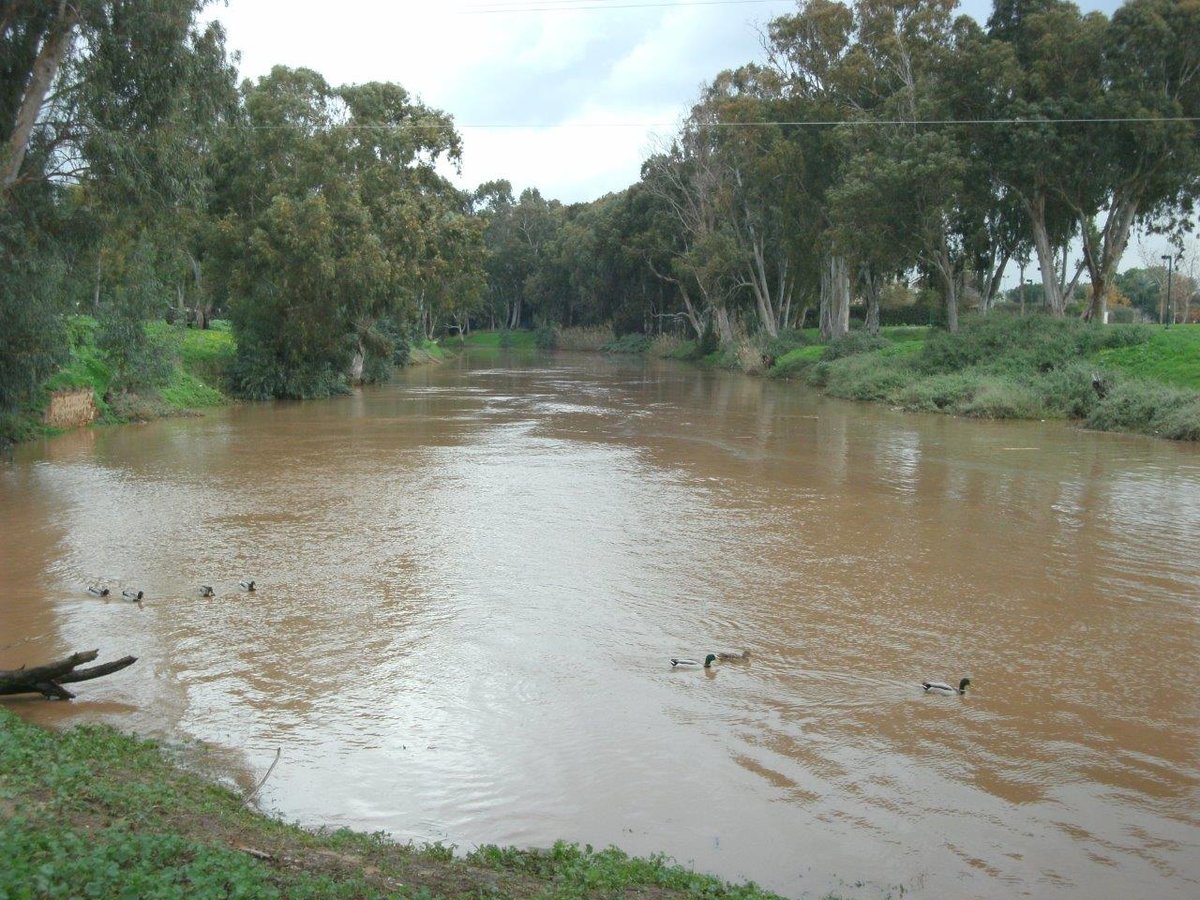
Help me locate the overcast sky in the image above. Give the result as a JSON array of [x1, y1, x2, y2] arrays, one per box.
[[206, 0, 1122, 205]]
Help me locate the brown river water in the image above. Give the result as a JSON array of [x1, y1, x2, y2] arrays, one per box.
[[2, 352, 1198, 899]]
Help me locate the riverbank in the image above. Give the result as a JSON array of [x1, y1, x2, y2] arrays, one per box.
[[0, 709, 779, 898], [1, 319, 453, 449], [518, 318, 1200, 442]]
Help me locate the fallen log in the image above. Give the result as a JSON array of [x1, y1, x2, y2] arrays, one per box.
[[0, 649, 137, 700]]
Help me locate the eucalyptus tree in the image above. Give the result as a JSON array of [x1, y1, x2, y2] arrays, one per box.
[[641, 96, 743, 345], [212, 67, 464, 397], [1, 0, 236, 420], [1067, 0, 1200, 321], [765, 0, 857, 339]]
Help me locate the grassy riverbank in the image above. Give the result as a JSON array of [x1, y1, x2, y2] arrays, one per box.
[[770, 318, 1200, 440], [580, 316, 1199, 442], [0, 709, 780, 899]]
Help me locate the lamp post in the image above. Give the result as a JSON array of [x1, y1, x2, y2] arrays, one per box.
[[1162, 255, 1174, 327], [1021, 278, 1029, 317]]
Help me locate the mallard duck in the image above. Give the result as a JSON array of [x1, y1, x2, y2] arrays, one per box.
[[121, 589, 144, 601], [716, 649, 751, 660], [239, 579, 256, 592], [87, 585, 110, 597], [671, 654, 717, 668], [922, 677, 970, 695], [199, 585, 214, 597]]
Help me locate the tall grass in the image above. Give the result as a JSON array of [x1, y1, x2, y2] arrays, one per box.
[[771, 317, 1200, 439], [558, 324, 612, 350]]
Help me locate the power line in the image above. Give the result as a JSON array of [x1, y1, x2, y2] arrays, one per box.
[[457, 0, 785, 12], [224, 116, 1200, 130]]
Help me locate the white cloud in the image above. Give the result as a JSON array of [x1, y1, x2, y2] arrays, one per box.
[[207, 0, 796, 201]]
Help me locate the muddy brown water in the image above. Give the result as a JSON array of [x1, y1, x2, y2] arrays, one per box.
[[2, 352, 1198, 899]]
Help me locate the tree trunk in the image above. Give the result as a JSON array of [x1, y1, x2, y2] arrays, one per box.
[[0, 650, 138, 700], [861, 266, 882, 335], [1025, 194, 1066, 317], [1080, 196, 1138, 324], [929, 237, 960, 333], [819, 255, 850, 341], [2, 1, 80, 191], [349, 339, 365, 384], [713, 305, 734, 346]]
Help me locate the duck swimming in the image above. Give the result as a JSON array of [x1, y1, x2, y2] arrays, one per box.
[[239, 580, 256, 592], [121, 589, 144, 601], [671, 654, 717, 668], [716, 650, 751, 660], [200, 585, 215, 597], [87, 585, 110, 597], [922, 677, 970, 695]]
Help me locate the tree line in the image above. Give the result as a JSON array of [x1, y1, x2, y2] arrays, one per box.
[[2, 0, 1197, 424], [489, 0, 1198, 347]]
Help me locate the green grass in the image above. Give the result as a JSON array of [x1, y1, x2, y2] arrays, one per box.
[[760, 317, 1200, 440], [0, 709, 784, 898], [461, 330, 538, 350], [1093, 326, 1200, 389]]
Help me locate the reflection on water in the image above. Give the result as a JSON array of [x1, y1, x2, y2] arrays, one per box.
[[2, 353, 1198, 899]]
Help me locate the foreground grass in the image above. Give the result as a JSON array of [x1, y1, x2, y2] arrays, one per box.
[[0, 709, 781, 899]]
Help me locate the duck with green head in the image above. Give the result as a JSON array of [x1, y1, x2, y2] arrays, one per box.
[[671, 654, 717, 668], [922, 677, 970, 695]]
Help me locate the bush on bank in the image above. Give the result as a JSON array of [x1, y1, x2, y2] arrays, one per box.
[[767, 317, 1200, 440]]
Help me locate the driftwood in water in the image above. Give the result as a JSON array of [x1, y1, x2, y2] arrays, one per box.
[[0, 649, 137, 700]]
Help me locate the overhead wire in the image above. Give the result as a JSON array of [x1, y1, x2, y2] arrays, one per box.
[[456, 0, 785, 12]]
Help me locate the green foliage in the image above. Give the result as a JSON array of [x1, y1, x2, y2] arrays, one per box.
[[917, 317, 1151, 376], [0, 710, 777, 899], [0, 211, 70, 431], [465, 329, 537, 350], [0, 822, 285, 899], [535, 324, 559, 351], [760, 328, 813, 362], [770, 345, 823, 379], [558, 325, 613, 351], [1095, 327, 1200, 389], [814, 353, 912, 400], [821, 332, 891, 361], [602, 333, 654, 354], [228, 340, 349, 401], [159, 368, 224, 409], [213, 67, 469, 400], [696, 318, 720, 358], [466, 841, 778, 898], [1086, 380, 1200, 440]]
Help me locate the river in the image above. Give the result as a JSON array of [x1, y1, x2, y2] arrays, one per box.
[[2, 351, 1198, 899]]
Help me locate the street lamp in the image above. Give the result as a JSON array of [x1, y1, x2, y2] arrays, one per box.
[[1162, 255, 1174, 327], [1021, 278, 1030, 317]]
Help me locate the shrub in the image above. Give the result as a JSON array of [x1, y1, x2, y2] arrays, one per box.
[[558, 325, 612, 351], [535, 324, 559, 351], [918, 316, 1153, 377], [960, 377, 1042, 419], [1155, 398, 1200, 441], [820, 353, 910, 400], [648, 334, 685, 357], [602, 333, 654, 354], [1032, 361, 1105, 419], [696, 318, 719, 357], [1086, 380, 1200, 436], [770, 345, 823, 379], [759, 328, 812, 363], [897, 372, 983, 412], [822, 331, 890, 361]]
